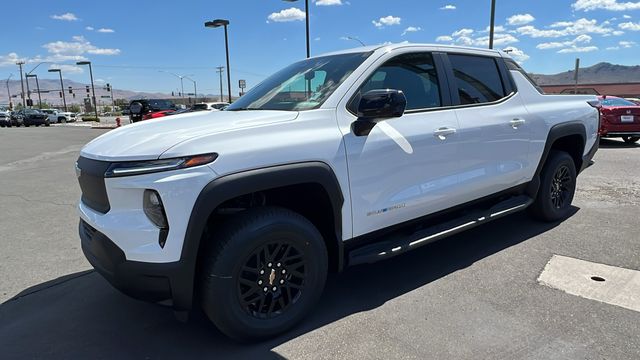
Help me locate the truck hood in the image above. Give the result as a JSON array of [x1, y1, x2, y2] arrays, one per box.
[[80, 110, 299, 161]]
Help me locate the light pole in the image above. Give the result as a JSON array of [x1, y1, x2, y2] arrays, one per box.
[[345, 36, 366, 46], [205, 19, 232, 103], [184, 76, 198, 103], [283, 0, 310, 58], [48, 68, 67, 111], [16, 61, 26, 107], [489, 0, 496, 49], [76, 61, 99, 120], [159, 71, 192, 100], [5, 74, 13, 110], [26, 74, 42, 108]]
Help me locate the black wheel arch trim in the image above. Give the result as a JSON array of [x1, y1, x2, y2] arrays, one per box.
[[174, 161, 345, 310], [526, 121, 587, 197]]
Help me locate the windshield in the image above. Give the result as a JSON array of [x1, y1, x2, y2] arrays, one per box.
[[227, 52, 372, 112], [601, 98, 637, 107]]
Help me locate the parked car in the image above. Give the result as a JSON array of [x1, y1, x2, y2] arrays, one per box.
[[128, 99, 177, 122], [7, 111, 23, 127], [0, 109, 9, 127], [141, 110, 176, 120], [598, 95, 640, 144], [76, 43, 599, 341], [192, 102, 229, 111], [14, 109, 50, 127], [41, 109, 77, 123]]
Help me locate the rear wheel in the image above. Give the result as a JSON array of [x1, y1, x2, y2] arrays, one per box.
[[200, 207, 328, 341], [59, 117, 66, 123], [44, 120, 50, 127], [529, 150, 577, 222], [622, 136, 640, 144]]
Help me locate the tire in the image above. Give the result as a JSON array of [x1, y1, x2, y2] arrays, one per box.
[[622, 136, 640, 144], [200, 206, 328, 341], [529, 150, 577, 222], [45, 120, 50, 127], [59, 117, 66, 124]]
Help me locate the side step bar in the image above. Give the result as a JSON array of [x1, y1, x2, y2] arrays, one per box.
[[348, 195, 533, 266]]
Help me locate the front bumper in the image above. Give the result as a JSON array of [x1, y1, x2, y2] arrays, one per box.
[[79, 219, 190, 307]]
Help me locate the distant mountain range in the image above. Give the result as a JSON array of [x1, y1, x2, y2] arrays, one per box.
[[0, 79, 219, 106], [532, 62, 640, 86]]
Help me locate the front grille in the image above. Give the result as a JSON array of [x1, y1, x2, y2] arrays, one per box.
[[77, 156, 111, 213]]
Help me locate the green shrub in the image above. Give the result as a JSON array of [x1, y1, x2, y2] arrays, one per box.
[[82, 116, 100, 122]]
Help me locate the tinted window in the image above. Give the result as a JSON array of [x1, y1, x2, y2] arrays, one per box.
[[227, 52, 371, 112], [505, 59, 544, 94], [449, 54, 506, 105], [601, 98, 637, 107], [353, 52, 441, 111]]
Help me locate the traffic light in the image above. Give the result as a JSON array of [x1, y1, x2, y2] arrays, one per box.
[[86, 85, 90, 94], [26, 99, 33, 107], [171, 91, 175, 97], [106, 83, 111, 92], [59, 92, 63, 98], [68, 86, 73, 94]]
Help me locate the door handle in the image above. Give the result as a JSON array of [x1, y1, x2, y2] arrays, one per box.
[[510, 119, 526, 129], [434, 127, 456, 140]]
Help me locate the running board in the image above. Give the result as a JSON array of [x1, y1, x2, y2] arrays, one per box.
[[348, 195, 533, 266]]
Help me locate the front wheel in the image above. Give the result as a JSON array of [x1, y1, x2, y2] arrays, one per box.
[[44, 120, 50, 127], [200, 207, 328, 341], [529, 150, 577, 222], [622, 136, 640, 144]]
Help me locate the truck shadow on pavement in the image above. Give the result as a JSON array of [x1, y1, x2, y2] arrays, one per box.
[[599, 138, 640, 148], [0, 210, 577, 359]]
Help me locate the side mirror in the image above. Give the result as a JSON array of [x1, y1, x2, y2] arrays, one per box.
[[353, 89, 406, 136]]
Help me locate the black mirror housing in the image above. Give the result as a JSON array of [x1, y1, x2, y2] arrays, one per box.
[[353, 89, 407, 136]]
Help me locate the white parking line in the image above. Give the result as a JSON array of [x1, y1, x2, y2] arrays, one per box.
[[538, 255, 640, 312]]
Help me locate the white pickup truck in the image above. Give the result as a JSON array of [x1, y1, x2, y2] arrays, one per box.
[[41, 109, 76, 123], [76, 43, 600, 340]]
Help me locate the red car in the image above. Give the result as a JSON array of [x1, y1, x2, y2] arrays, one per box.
[[142, 110, 175, 121], [598, 96, 640, 144]]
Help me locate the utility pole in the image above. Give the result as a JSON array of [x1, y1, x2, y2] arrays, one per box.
[[489, 0, 496, 49], [216, 66, 225, 102], [16, 61, 26, 107], [5, 74, 13, 110], [574, 58, 580, 95]]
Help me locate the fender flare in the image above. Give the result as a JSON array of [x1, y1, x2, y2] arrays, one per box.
[[526, 121, 586, 197], [172, 161, 345, 310]]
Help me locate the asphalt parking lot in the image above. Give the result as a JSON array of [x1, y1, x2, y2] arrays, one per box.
[[1, 127, 639, 359]]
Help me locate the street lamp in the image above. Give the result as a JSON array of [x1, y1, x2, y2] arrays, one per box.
[[283, 0, 310, 58], [205, 19, 232, 103], [159, 71, 192, 100], [489, 0, 496, 49], [345, 36, 366, 47], [48, 68, 67, 111], [26, 74, 42, 109], [184, 76, 198, 103], [76, 61, 99, 120], [16, 61, 26, 107]]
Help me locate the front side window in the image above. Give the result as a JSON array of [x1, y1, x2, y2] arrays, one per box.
[[227, 52, 372, 112], [351, 52, 442, 112], [449, 54, 506, 105]]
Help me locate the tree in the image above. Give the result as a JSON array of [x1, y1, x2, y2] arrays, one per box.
[[69, 104, 81, 113], [103, 105, 112, 113]]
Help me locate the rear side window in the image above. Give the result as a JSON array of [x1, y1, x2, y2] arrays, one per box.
[[504, 59, 544, 94], [448, 54, 506, 105], [352, 52, 442, 112]]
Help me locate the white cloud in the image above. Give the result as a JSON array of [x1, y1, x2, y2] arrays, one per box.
[[85, 26, 94, 31], [315, 0, 343, 5], [536, 34, 593, 49], [49, 64, 84, 74], [452, 28, 474, 37], [620, 40, 637, 47], [267, 8, 306, 22], [507, 14, 535, 25], [440, 4, 456, 10], [42, 36, 121, 59], [573, 0, 640, 11], [402, 26, 422, 36], [503, 47, 530, 63], [373, 16, 401, 28], [619, 21, 640, 30], [51, 13, 78, 21], [436, 35, 454, 42], [516, 18, 613, 38], [0, 52, 27, 67], [483, 25, 506, 33], [623, 14, 632, 18], [557, 45, 599, 53], [474, 33, 519, 46], [607, 46, 620, 49], [97, 28, 115, 33]]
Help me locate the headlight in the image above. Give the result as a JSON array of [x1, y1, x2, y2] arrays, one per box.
[[104, 153, 217, 178]]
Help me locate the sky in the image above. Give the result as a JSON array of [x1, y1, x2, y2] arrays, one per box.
[[1, 0, 640, 96]]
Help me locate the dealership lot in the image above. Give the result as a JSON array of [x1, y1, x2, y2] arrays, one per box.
[[0, 127, 639, 359]]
